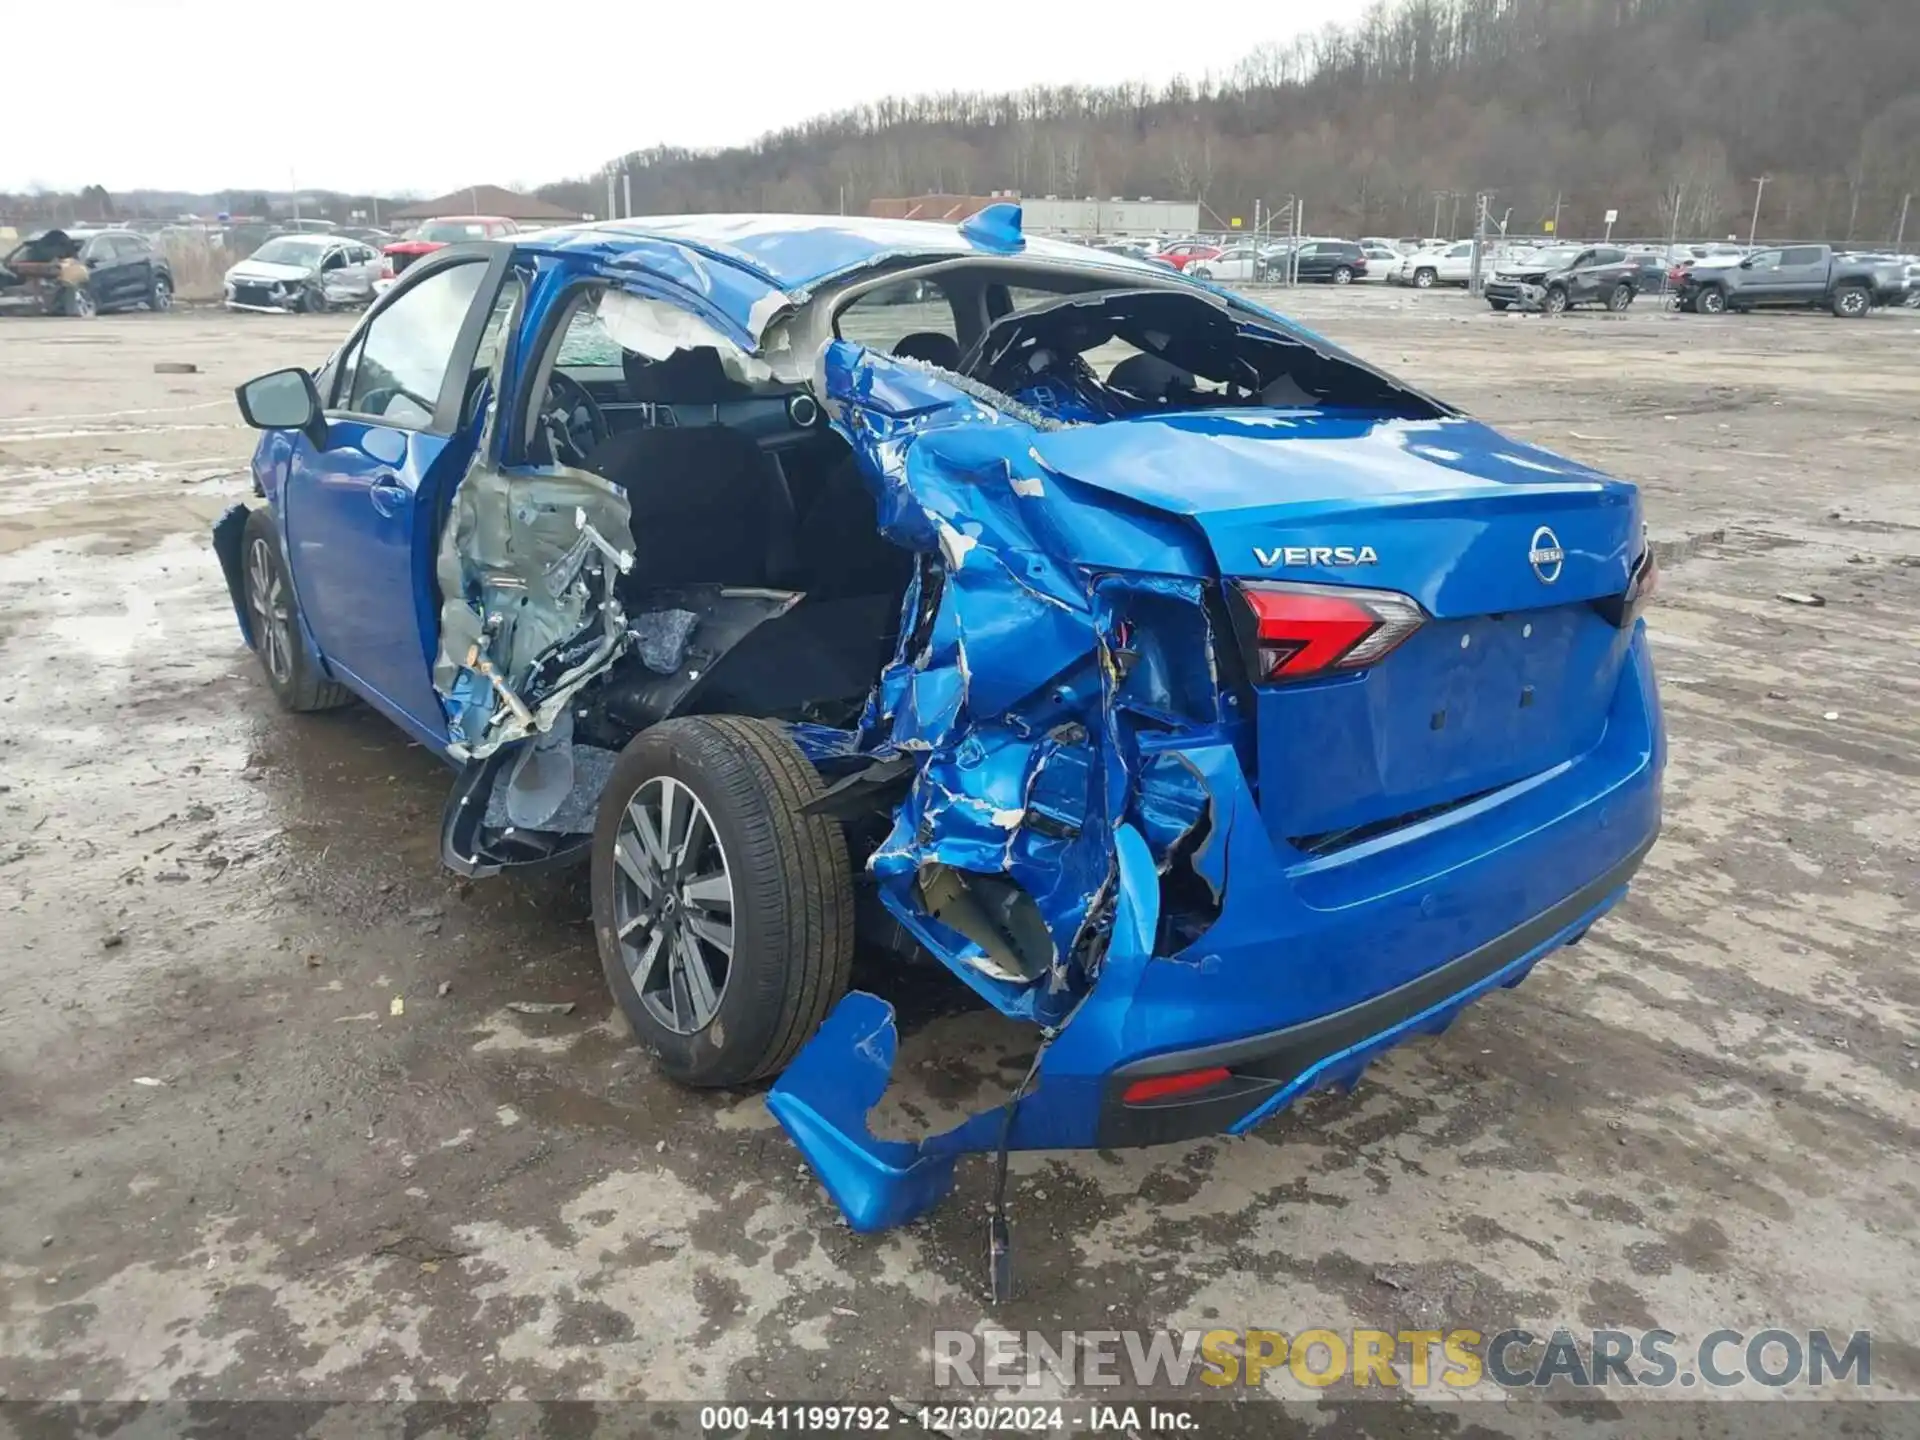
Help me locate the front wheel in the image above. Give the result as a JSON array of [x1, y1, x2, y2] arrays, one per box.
[[1695, 286, 1727, 315], [1543, 286, 1570, 316], [1413, 267, 1437, 289], [240, 508, 353, 711], [1189, 265, 1212, 280], [62, 286, 97, 318], [592, 716, 854, 1088], [1331, 265, 1354, 285], [149, 273, 173, 312], [300, 285, 329, 314], [1607, 282, 1635, 312], [1488, 299, 1510, 312]]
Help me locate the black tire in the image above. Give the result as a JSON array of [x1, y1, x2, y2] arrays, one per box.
[[300, 285, 329, 314], [149, 273, 173, 312], [1607, 282, 1635, 312], [240, 507, 353, 712], [1331, 265, 1354, 285], [1678, 292, 1698, 313], [1543, 286, 1569, 315], [591, 716, 854, 1088], [1488, 299, 1510, 311], [1695, 285, 1727, 315], [1189, 265, 1212, 280], [1413, 267, 1437, 289], [1831, 284, 1870, 319], [62, 286, 97, 318]]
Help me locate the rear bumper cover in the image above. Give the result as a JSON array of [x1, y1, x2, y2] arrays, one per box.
[[1098, 830, 1651, 1148], [770, 634, 1664, 1232]]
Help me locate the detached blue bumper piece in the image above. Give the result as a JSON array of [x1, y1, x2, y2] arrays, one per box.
[[765, 992, 964, 1233]]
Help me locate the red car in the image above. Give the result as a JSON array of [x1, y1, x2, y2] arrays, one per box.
[[1154, 241, 1222, 272], [380, 216, 519, 280]]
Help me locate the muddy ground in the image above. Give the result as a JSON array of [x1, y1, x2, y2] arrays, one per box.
[[1, 289, 1916, 1432]]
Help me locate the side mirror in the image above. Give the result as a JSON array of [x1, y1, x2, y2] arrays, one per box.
[[1739, 258, 1753, 268], [236, 367, 323, 443]]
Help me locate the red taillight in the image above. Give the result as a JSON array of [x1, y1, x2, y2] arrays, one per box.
[[1122, 1066, 1232, 1104], [1231, 581, 1426, 683]]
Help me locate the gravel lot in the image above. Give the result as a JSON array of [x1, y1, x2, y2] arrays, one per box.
[[1, 289, 1916, 1431]]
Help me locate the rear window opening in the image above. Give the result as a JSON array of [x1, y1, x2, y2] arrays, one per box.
[[831, 268, 1445, 427]]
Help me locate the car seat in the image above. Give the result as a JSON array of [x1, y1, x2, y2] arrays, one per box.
[[890, 332, 962, 370]]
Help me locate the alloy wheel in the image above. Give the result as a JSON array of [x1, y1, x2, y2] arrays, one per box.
[[151, 276, 173, 312], [246, 537, 293, 684], [612, 776, 734, 1035]]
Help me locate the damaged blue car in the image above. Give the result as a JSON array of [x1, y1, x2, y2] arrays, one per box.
[[215, 207, 1664, 1279]]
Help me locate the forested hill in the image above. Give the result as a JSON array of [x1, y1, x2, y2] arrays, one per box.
[[537, 0, 1920, 243]]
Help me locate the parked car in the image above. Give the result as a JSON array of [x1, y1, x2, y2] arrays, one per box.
[[1186, 243, 1261, 282], [214, 209, 1664, 1255], [0, 227, 174, 317], [1484, 245, 1663, 313], [1153, 241, 1221, 272], [381, 216, 520, 282], [1390, 239, 1477, 288], [1359, 239, 1401, 269], [225, 234, 383, 313], [1677, 244, 1906, 316], [1270, 239, 1367, 284]]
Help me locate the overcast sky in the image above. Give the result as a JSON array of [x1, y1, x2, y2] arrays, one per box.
[[8, 1, 1364, 197]]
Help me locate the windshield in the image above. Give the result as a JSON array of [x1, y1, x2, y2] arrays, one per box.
[[1529, 247, 1584, 269], [416, 220, 493, 243], [249, 237, 328, 266]]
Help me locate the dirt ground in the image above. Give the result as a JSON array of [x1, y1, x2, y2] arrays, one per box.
[[1, 289, 1916, 1432]]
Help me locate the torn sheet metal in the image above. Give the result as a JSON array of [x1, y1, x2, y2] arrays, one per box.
[[431, 376, 637, 761], [813, 340, 1233, 1027]]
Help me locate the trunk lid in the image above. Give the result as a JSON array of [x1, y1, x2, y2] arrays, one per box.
[[1028, 410, 1645, 850]]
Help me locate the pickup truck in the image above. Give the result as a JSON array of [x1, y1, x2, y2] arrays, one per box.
[[1679, 244, 1908, 317]]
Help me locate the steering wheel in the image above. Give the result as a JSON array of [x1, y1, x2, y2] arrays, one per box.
[[538, 370, 609, 466]]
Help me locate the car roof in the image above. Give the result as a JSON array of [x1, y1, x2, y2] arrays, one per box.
[[512, 212, 1178, 343], [520, 213, 1164, 295]]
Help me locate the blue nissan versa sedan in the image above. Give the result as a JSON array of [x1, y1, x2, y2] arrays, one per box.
[[215, 207, 1663, 1287]]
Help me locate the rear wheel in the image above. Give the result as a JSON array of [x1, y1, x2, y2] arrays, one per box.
[[1331, 265, 1354, 285], [1695, 285, 1727, 315], [1607, 282, 1635, 312], [592, 716, 854, 1088], [240, 507, 353, 711], [1413, 267, 1437, 289], [1831, 284, 1870, 318]]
